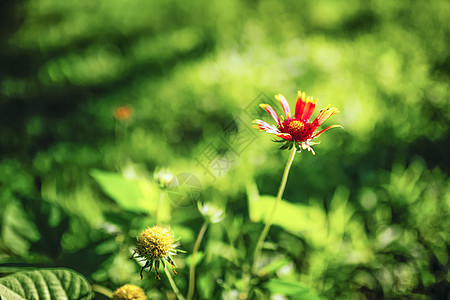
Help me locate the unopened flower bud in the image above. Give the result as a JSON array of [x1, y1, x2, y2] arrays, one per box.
[[153, 168, 174, 189], [198, 201, 225, 224]]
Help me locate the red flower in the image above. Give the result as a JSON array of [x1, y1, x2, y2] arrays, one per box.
[[114, 105, 134, 120], [252, 91, 342, 154]]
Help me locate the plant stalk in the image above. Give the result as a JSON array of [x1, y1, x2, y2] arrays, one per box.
[[156, 190, 164, 226], [92, 284, 113, 298], [165, 266, 186, 300], [252, 147, 296, 273], [186, 221, 209, 300]]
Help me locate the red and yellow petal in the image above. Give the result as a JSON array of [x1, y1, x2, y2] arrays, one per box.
[[275, 94, 292, 119], [311, 105, 339, 127], [252, 119, 281, 134], [276, 133, 292, 141], [303, 97, 318, 121], [299, 142, 316, 155], [252, 120, 292, 141], [259, 104, 281, 126], [312, 124, 343, 139], [295, 91, 318, 120]]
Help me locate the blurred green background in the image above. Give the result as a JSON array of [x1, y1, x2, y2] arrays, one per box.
[[0, 0, 448, 299]]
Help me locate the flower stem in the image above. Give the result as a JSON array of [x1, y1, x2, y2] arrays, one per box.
[[156, 190, 164, 226], [187, 221, 209, 300], [252, 147, 296, 273], [164, 266, 186, 300], [92, 284, 113, 298]]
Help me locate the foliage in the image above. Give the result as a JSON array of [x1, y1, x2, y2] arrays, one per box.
[[0, 0, 449, 299], [0, 269, 92, 300]]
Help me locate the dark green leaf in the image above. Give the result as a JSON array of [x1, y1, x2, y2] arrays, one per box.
[[279, 142, 292, 150], [0, 268, 92, 300], [2, 194, 69, 258]]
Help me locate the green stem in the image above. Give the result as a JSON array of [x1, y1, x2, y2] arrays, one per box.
[[92, 284, 114, 298], [165, 266, 186, 300], [156, 190, 165, 226], [187, 221, 209, 300], [252, 147, 296, 273]]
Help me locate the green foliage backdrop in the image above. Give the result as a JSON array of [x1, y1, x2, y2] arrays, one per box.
[[0, 0, 448, 299]]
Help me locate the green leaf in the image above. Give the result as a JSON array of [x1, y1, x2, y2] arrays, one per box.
[[90, 169, 149, 213], [185, 251, 205, 267], [327, 186, 351, 245], [265, 279, 323, 300], [247, 182, 326, 234], [0, 268, 92, 300], [21, 194, 69, 258], [260, 256, 292, 276], [279, 141, 293, 150], [90, 169, 170, 220], [2, 201, 41, 257], [197, 272, 215, 299], [2, 194, 70, 259], [205, 241, 238, 263]]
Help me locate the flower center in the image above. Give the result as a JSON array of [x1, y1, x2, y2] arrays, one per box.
[[280, 118, 314, 142], [287, 120, 305, 133]]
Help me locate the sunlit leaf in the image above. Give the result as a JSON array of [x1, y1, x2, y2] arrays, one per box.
[[90, 170, 170, 221], [198, 271, 215, 299], [327, 186, 351, 245], [247, 181, 326, 233], [0, 268, 92, 300], [91, 169, 149, 213], [260, 256, 292, 276], [265, 279, 323, 299], [206, 241, 238, 264], [185, 251, 205, 267]]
